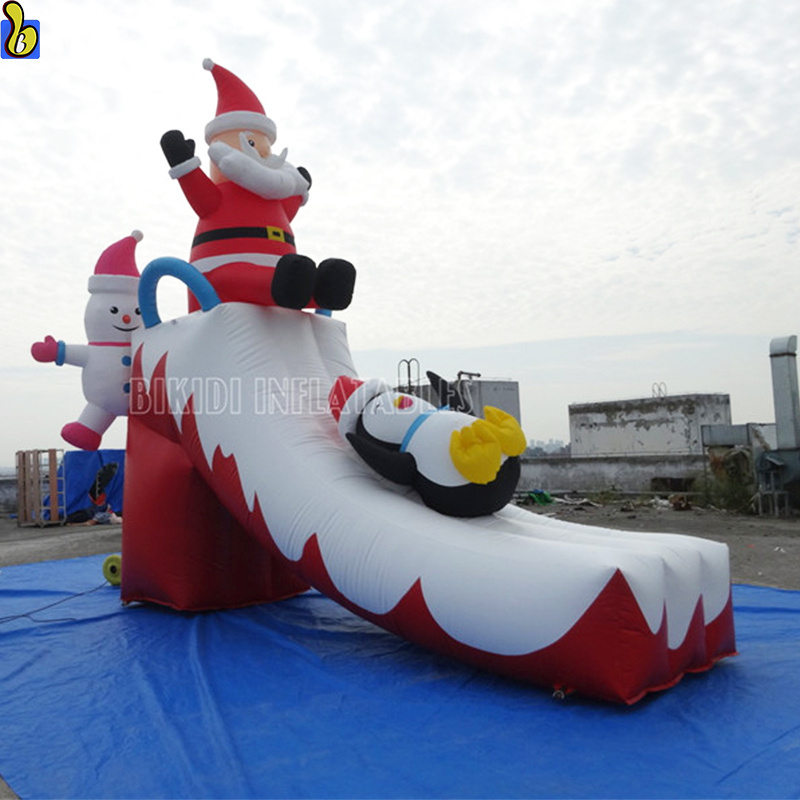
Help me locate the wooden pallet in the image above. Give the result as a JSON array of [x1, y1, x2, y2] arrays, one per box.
[[15, 449, 65, 526]]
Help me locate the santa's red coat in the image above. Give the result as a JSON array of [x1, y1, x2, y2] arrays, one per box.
[[176, 167, 305, 311]]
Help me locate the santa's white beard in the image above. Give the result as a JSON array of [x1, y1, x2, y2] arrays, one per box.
[[208, 139, 309, 203]]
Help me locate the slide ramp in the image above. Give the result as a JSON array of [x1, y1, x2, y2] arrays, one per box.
[[121, 267, 735, 704]]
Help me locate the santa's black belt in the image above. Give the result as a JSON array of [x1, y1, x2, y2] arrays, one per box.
[[192, 225, 295, 247]]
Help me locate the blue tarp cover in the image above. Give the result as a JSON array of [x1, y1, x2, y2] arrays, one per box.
[[1, 555, 799, 799]]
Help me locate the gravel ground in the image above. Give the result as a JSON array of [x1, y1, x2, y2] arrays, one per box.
[[0, 516, 122, 568]]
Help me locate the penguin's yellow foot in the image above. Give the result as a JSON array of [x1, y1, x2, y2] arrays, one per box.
[[483, 406, 527, 456], [450, 419, 502, 485]]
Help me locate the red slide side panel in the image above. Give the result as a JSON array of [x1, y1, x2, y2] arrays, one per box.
[[121, 347, 308, 610]]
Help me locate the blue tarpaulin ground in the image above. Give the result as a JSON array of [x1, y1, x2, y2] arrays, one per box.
[[1, 555, 799, 799]]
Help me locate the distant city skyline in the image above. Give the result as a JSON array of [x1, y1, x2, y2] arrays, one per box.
[[528, 439, 567, 451]]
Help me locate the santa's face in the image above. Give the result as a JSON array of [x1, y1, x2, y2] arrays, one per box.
[[209, 130, 274, 188], [84, 290, 142, 342], [210, 129, 272, 183], [207, 128, 309, 202]]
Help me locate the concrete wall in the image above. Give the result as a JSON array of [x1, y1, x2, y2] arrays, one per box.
[[518, 454, 708, 495], [569, 394, 731, 457], [701, 422, 776, 452]]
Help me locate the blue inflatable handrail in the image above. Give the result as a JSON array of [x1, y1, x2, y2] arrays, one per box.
[[138, 257, 221, 328]]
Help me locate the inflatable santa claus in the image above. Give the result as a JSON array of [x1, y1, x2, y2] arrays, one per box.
[[160, 58, 355, 312], [31, 231, 143, 450]]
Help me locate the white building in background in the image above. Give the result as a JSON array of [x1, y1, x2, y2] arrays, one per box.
[[568, 394, 732, 457], [519, 393, 735, 495]]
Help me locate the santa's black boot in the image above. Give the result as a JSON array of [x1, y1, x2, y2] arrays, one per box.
[[272, 254, 317, 309], [313, 258, 356, 310]]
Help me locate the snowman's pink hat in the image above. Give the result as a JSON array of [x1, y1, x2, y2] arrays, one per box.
[[88, 230, 142, 294], [329, 375, 389, 438], [203, 58, 277, 145]]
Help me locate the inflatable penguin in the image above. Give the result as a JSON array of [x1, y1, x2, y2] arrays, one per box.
[[328, 375, 527, 517], [31, 231, 143, 451]]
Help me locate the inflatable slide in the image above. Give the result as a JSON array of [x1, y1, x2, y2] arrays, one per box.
[[118, 259, 736, 705]]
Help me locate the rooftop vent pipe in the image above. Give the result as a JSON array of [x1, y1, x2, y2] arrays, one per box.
[[769, 335, 800, 450]]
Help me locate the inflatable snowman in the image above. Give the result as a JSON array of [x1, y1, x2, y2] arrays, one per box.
[[328, 375, 527, 517], [31, 231, 143, 450]]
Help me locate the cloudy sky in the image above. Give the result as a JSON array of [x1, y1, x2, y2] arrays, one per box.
[[2, 0, 799, 461]]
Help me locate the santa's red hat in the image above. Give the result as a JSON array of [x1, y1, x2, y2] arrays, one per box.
[[329, 375, 389, 437], [203, 58, 277, 145], [88, 230, 142, 294]]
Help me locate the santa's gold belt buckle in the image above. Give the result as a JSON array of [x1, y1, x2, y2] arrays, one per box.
[[266, 226, 287, 242]]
